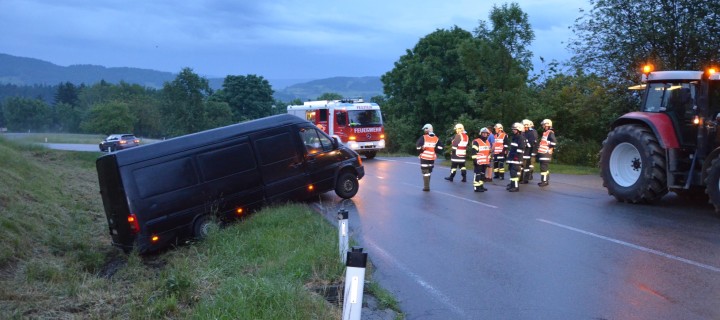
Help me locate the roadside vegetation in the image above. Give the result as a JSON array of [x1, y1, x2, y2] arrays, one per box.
[[0, 137, 401, 319]]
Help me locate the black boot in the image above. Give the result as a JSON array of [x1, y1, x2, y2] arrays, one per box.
[[508, 180, 519, 192], [461, 172, 467, 182], [445, 171, 455, 182], [538, 173, 549, 187]]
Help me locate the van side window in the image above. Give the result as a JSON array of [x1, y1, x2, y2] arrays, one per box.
[[301, 127, 333, 154], [198, 143, 256, 181], [134, 157, 198, 198]]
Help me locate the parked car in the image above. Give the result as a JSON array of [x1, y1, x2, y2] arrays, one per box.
[[99, 134, 140, 152]]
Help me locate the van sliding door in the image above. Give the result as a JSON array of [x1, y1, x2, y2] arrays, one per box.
[[252, 128, 309, 201]]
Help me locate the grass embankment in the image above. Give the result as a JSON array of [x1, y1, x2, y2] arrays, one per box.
[[0, 137, 398, 319]]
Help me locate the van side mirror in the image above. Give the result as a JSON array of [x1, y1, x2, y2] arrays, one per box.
[[332, 137, 340, 149]]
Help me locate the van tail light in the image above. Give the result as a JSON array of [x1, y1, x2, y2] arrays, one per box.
[[151, 235, 159, 243], [236, 208, 244, 216], [357, 155, 363, 166], [308, 184, 314, 192], [127, 214, 140, 234]]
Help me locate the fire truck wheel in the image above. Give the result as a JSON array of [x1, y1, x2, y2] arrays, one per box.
[[193, 215, 215, 240], [704, 156, 720, 214], [335, 172, 359, 199], [600, 124, 667, 203], [364, 151, 377, 159]]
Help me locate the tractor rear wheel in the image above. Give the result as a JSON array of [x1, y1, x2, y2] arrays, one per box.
[[600, 124, 668, 203], [704, 157, 720, 214]]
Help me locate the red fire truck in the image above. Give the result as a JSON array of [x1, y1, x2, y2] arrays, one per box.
[[287, 99, 386, 159]]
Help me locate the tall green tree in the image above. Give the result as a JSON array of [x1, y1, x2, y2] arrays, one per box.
[[220, 74, 274, 122], [2, 97, 51, 132], [459, 2, 534, 125], [81, 101, 135, 135], [161, 68, 212, 136], [381, 26, 475, 152], [570, 0, 720, 82]]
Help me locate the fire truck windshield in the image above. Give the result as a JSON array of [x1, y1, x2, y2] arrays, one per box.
[[348, 110, 383, 126]]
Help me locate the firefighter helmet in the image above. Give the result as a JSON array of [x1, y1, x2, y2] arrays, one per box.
[[541, 119, 553, 127], [480, 127, 491, 135], [512, 122, 524, 132], [522, 119, 534, 127], [454, 123, 464, 131], [494, 123, 503, 130], [422, 123, 433, 131]]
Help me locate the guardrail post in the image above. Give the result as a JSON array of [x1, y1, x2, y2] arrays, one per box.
[[337, 209, 349, 264], [342, 247, 367, 320]]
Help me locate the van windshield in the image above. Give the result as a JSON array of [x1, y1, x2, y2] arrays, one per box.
[[348, 110, 383, 126]]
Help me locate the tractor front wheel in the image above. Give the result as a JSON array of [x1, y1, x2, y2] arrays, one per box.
[[600, 124, 668, 203]]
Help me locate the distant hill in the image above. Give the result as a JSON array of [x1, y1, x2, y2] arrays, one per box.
[[0, 53, 384, 101]]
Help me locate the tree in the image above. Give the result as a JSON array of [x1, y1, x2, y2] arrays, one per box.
[[54, 82, 80, 106], [2, 97, 51, 132], [570, 0, 720, 83], [220, 74, 274, 122], [161, 68, 212, 136], [81, 101, 135, 135], [381, 26, 475, 152], [316, 92, 343, 100], [204, 101, 234, 129], [459, 2, 535, 126]]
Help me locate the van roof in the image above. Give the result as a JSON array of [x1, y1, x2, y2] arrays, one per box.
[[103, 114, 309, 166]]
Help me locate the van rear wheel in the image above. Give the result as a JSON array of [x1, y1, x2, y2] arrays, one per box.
[[193, 215, 214, 239], [335, 172, 359, 199]]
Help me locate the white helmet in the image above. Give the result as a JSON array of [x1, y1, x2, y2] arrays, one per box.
[[522, 119, 534, 127], [494, 123, 503, 130], [541, 119, 553, 127], [422, 123, 433, 131], [512, 122, 524, 132], [480, 127, 491, 135], [454, 123, 464, 131]]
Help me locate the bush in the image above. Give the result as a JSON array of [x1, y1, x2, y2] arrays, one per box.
[[554, 138, 600, 167]]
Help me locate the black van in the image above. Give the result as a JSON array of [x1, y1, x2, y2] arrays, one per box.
[[96, 114, 364, 253]]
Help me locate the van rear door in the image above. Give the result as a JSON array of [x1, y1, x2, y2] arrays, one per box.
[[96, 154, 135, 250], [252, 127, 310, 201]]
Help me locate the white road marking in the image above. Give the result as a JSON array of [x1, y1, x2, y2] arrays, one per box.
[[362, 237, 468, 318], [400, 182, 498, 208], [537, 219, 720, 273]]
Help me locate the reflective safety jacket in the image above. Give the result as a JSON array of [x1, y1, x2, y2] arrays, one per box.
[[418, 134, 440, 160], [537, 129, 556, 154], [472, 138, 492, 165], [507, 133, 526, 164], [451, 132, 469, 162], [493, 132, 507, 155]]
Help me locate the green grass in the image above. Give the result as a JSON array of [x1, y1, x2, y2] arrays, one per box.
[[0, 136, 400, 319]]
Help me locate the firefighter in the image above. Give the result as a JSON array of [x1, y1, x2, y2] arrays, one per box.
[[507, 122, 526, 192], [445, 123, 469, 182], [492, 123, 508, 180], [417, 123, 444, 191], [537, 119, 556, 187], [521, 119, 538, 184], [471, 127, 492, 192]]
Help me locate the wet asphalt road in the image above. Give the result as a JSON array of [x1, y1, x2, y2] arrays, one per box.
[[315, 157, 720, 320]]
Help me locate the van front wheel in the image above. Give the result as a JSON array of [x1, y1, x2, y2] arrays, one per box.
[[335, 172, 359, 199]]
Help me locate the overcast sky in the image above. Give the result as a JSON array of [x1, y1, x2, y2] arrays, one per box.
[[1, 0, 589, 80]]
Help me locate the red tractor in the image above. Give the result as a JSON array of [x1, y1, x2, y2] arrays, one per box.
[[600, 66, 720, 214]]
